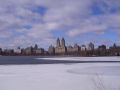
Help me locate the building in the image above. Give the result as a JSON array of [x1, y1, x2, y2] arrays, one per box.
[[21, 44, 45, 55], [81, 45, 86, 51], [14, 47, 21, 54], [4, 49, 14, 55], [109, 43, 120, 56], [61, 38, 65, 47], [34, 44, 38, 50], [56, 38, 60, 47], [31, 44, 44, 55], [98, 45, 107, 56], [98, 45, 106, 50], [79, 45, 87, 56], [34, 48, 44, 55], [86, 42, 95, 56], [48, 45, 55, 55], [55, 38, 67, 55], [22, 46, 33, 55], [0, 48, 2, 55], [73, 44, 81, 52], [67, 44, 81, 55], [67, 45, 74, 55], [88, 42, 94, 51]]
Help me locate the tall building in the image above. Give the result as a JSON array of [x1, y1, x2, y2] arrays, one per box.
[[55, 38, 67, 55], [61, 38, 65, 47], [56, 38, 60, 47]]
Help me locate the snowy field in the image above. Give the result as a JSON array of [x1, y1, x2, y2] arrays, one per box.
[[37, 56, 120, 61], [0, 57, 120, 90]]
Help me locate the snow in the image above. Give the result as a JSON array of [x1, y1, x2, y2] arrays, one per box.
[[0, 57, 120, 90], [36, 56, 120, 61]]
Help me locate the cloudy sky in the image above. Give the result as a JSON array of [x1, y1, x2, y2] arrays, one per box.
[[0, 0, 120, 49]]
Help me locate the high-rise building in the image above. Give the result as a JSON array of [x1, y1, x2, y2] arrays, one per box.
[[56, 38, 60, 47], [55, 38, 66, 55], [61, 37, 65, 47]]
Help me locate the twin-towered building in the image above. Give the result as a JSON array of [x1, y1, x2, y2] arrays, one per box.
[[55, 38, 67, 55], [48, 37, 94, 56], [48, 38, 120, 56], [48, 38, 67, 55]]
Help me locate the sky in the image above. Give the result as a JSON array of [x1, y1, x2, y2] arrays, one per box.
[[0, 0, 120, 49]]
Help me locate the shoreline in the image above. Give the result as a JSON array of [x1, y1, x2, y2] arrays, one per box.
[[0, 55, 120, 57]]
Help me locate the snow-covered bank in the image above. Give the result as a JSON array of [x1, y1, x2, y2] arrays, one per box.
[[36, 56, 120, 61], [0, 62, 120, 90]]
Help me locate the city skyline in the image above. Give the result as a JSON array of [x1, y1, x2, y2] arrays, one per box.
[[0, 0, 120, 48], [1, 37, 120, 56], [1, 37, 119, 50]]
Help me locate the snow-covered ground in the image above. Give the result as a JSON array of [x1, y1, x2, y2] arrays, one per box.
[[0, 57, 120, 90], [36, 56, 120, 61]]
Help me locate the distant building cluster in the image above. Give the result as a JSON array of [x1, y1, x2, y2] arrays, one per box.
[[0, 38, 120, 56]]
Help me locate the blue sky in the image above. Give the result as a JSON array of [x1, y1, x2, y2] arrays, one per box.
[[0, 0, 120, 49]]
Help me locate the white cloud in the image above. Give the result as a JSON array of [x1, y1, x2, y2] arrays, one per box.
[[0, 0, 120, 48]]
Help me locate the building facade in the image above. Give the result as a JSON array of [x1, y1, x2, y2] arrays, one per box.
[[48, 45, 55, 55], [55, 38, 67, 55]]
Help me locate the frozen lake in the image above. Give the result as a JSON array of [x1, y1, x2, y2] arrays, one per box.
[[0, 56, 120, 65], [0, 57, 120, 90]]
